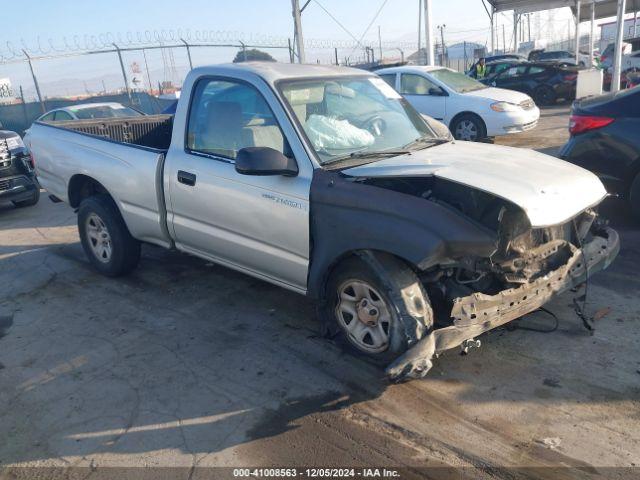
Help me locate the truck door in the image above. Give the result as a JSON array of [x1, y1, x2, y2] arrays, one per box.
[[164, 77, 311, 293], [398, 73, 447, 121]]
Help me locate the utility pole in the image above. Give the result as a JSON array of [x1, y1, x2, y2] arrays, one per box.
[[612, 0, 627, 92], [513, 12, 519, 53], [437, 24, 446, 66], [418, 0, 423, 63], [291, 0, 305, 63], [528, 13, 532, 42], [335, 47, 339, 65], [575, 1, 581, 65], [490, 9, 495, 54], [378, 25, 383, 63], [424, 0, 435, 65], [22, 50, 45, 113], [502, 24, 506, 54]]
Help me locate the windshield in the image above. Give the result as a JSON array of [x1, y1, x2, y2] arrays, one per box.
[[429, 69, 486, 93], [72, 105, 142, 120], [278, 76, 435, 165]]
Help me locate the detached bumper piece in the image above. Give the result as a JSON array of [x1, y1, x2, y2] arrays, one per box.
[[386, 227, 620, 381]]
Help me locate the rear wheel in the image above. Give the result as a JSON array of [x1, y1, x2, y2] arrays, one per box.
[[629, 173, 640, 222], [451, 113, 486, 142], [78, 194, 141, 276], [534, 85, 557, 106], [320, 254, 432, 364]]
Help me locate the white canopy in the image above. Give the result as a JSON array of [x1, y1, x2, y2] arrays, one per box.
[[485, 0, 634, 92], [487, 0, 636, 20]]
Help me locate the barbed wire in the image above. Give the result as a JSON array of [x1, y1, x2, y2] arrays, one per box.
[[1, 28, 425, 64]]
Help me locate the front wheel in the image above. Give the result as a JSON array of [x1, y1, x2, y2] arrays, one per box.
[[320, 254, 433, 364], [78, 194, 141, 277], [451, 114, 486, 142]]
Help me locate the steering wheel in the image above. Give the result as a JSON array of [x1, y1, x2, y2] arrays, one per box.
[[361, 115, 387, 137]]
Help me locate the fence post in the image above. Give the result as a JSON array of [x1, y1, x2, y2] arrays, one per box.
[[181, 39, 193, 70], [19, 85, 28, 125], [22, 50, 45, 114], [113, 43, 133, 104], [288, 38, 294, 63]]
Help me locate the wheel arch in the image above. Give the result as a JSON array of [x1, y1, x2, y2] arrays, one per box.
[[310, 248, 418, 301], [68, 174, 111, 209]]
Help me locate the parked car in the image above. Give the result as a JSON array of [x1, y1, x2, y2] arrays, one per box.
[[599, 42, 632, 69], [37, 102, 143, 122], [26, 63, 619, 380], [481, 62, 578, 106], [377, 66, 539, 141], [627, 71, 640, 88], [560, 85, 640, 221], [0, 125, 39, 208], [528, 49, 594, 67]]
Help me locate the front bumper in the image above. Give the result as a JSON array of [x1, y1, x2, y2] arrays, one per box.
[[386, 227, 620, 380], [485, 107, 540, 137], [0, 174, 39, 203]]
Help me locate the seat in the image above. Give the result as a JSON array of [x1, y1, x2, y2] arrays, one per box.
[[241, 125, 285, 152], [195, 101, 244, 157]]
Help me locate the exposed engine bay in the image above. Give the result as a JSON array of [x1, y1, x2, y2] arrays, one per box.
[[353, 176, 619, 380]]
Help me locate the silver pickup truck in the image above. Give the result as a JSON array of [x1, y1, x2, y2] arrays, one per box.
[[26, 63, 619, 380]]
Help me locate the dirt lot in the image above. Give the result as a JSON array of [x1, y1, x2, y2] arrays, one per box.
[[1, 106, 639, 479]]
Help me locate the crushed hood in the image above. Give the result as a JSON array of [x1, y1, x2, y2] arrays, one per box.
[[342, 141, 607, 227]]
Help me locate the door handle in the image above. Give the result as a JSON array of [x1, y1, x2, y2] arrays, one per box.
[[177, 170, 196, 186]]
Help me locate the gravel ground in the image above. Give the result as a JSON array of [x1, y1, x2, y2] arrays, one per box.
[[1, 106, 639, 479]]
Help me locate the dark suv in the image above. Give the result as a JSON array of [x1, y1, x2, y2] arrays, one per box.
[[0, 127, 40, 208]]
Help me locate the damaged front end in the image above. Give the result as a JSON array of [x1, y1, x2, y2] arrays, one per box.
[[352, 176, 620, 381]]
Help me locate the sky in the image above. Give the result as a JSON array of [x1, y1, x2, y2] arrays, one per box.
[[1, 0, 578, 99]]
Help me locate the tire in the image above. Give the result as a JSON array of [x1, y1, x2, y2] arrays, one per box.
[[77, 194, 141, 277], [12, 187, 40, 208], [319, 254, 433, 364], [451, 113, 487, 142], [629, 173, 640, 223], [534, 85, 557, 106]]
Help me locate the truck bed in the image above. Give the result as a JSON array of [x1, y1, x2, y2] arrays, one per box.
[[48, 114, 173, 151]]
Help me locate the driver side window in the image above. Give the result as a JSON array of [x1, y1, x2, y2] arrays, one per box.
[[400, 74, 443, 96], [186, 78, 287, 160]]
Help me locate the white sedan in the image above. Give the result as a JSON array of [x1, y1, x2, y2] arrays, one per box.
[[37, 102, 144, 122], [376, 66, 540, 142]]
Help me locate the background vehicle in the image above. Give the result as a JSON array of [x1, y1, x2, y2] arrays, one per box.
[[481, 62, 578, 106], [377, 65, 539, 141], [0, 126, 39, 208], [26, 63, 618, 380], [528, 49, 594, 67], [600, 42, 632, 69], [37, 102, 144, 122], [560, 86, 640, 221], [627, 71, 640, 88]]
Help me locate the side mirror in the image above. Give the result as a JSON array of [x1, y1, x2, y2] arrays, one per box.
[[235, 147, 298, 177], [428, 87, 446, 96]]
